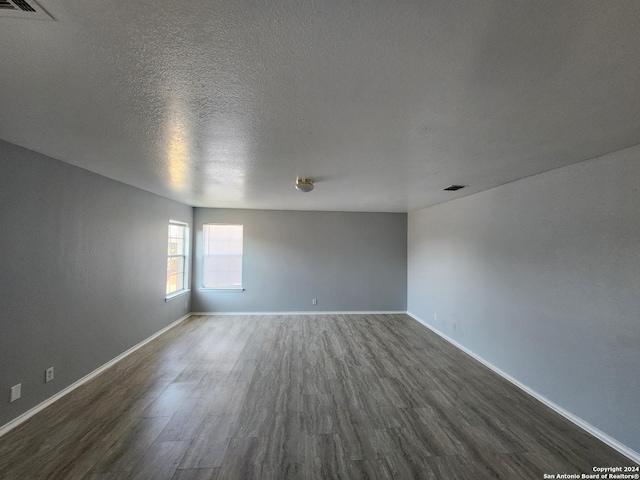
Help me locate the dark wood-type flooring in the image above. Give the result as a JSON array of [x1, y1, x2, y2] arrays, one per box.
[[0, 314, 636, 479]]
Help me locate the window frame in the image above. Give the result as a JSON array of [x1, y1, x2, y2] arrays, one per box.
[[165, 220, 190, 300], [201, 223, 244, 291]]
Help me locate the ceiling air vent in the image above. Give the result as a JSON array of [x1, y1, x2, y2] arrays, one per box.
[[13, 0, 36, 11], [0, 0, 53, 20], [443, 185, 466, 191]]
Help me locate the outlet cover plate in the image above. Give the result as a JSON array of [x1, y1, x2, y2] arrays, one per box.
[[10, 384, 21, 402]]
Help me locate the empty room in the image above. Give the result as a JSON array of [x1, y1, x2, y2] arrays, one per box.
[[1, 1, 639, 479]]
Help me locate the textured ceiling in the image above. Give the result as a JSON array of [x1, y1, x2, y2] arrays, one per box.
[[1, 1, 639, 212]]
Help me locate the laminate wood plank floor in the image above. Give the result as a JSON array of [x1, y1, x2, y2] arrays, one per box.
[[0, 314, 636, 479]]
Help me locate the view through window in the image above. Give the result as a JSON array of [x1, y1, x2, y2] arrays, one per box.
[[203, 224, 243, 288]]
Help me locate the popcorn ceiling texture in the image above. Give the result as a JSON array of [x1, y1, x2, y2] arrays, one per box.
[[1, 1, 639, 211]]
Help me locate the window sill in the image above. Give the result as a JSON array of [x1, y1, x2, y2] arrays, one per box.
[[165, 289, 191, 302], [200, 287, 245, 293]]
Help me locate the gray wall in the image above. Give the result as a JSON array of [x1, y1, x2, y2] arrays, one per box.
[[407, 144, 640, 453], [0, 140, 193, 427], [193, 209, 407, 313]]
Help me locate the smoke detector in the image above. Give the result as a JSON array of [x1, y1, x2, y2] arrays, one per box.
[[0, 0, 54, 20]]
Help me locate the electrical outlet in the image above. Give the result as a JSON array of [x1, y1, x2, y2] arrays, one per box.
[[312, 299, 317, 305], [185, 301, 188, 309], [45, 367, 54, 383], [10, 384, 21, 402], [452, 323, 457, 331], [434, 313, 437, 322]]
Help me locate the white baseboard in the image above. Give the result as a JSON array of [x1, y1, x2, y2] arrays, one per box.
[[191, 311, 405, 316], [406, 311, 640, 465], [0, 313, 191, 438]]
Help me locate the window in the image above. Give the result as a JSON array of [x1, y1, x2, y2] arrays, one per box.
[[202, 224, 243, 289], [166, 221, 189, 297]]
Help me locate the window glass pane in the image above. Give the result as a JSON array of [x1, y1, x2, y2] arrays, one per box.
[[168, 257, 178, 274], [174, 237, 184, 255], [203, 224, 243, 288], [175, 273, 184, 291]]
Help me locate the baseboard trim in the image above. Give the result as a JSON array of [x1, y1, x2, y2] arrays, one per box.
[[191, 311, 406, 316], [0, 313, 192, 439], [405, 311, 640, 465]]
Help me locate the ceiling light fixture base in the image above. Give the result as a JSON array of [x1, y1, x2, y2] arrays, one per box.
[[295, 178, 314, 192]]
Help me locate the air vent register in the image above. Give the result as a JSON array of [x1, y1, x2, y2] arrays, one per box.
[[0, 0, 53, 20]]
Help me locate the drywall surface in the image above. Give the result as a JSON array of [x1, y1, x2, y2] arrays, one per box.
[[408, 144, 640, 453], [0, 140, 192, 427], [193, 209, 407, 312]]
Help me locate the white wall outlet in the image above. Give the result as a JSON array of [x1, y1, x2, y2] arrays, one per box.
[[10, 384, 21, 402], [312, 298, 317, 305], [452, 323, 457, 331], [185, 301, 188, 309], [434, 313, 437, 322], [45, 367, 54, 383]]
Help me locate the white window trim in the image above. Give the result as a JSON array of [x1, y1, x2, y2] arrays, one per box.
[[165, 289, 191, 301], [200, 287, 245, 292], [166, 220, 190, 299]]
